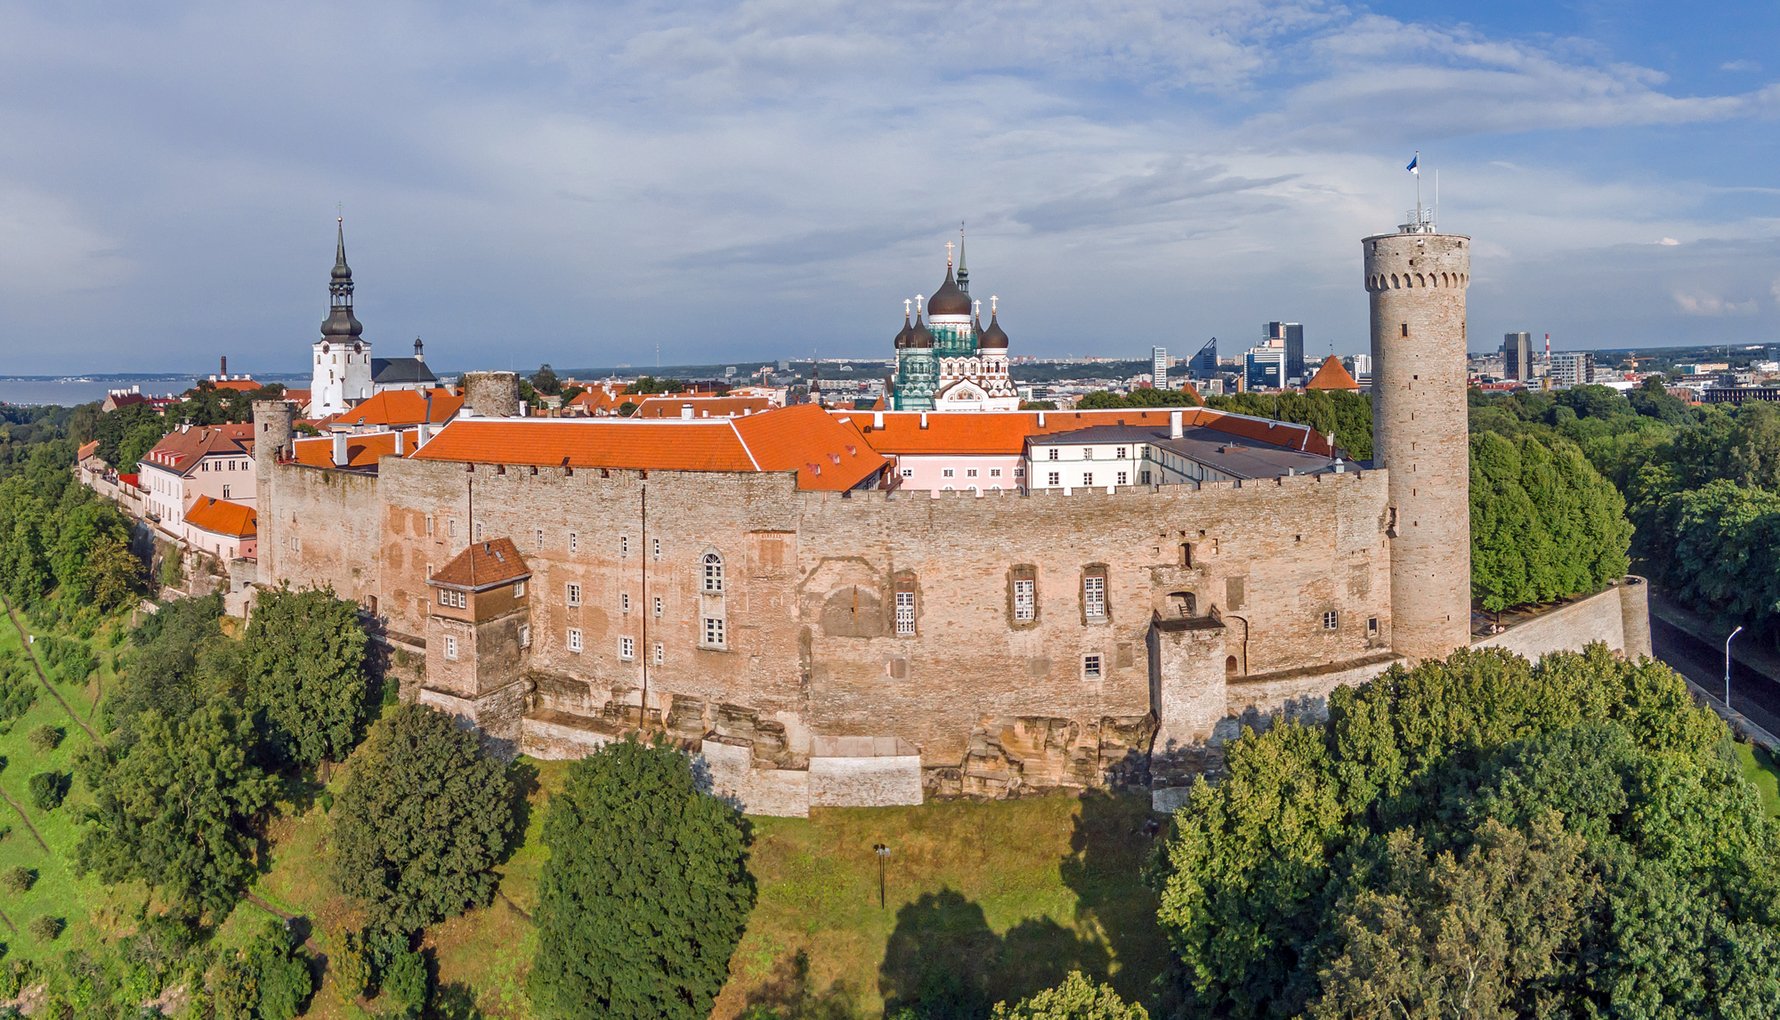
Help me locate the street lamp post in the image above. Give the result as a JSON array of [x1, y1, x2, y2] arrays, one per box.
[[873, 844, 891, 909], [1725, 625, 1745, 708]]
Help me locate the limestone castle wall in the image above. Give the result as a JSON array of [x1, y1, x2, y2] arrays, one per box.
[[1473, 577, 1653, 662]]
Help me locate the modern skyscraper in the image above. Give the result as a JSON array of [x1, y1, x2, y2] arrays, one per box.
[[1187, 337, 1218, 380], [1502, 331, 1533, 382], [1265, 322, 1306, 383], [1151, 346, 1168, 390], [1366, 211, 1471, 660], [1244, 339, 1286, 391], [1548, 351, 1595, 387]]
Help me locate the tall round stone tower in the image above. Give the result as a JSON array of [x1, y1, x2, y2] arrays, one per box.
[[1365, 217, 1471, 661]]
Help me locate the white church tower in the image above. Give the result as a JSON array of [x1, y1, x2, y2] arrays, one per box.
[[309, 218, 373, 417]]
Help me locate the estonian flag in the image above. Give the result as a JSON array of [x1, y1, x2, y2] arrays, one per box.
[[1406, 152, 1420, 175]]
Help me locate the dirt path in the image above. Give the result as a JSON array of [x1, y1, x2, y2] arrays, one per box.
[[0, 906, 16, 934], [0, 788, 50, 853], [245, 893, 328, 959], [0, 594, 98, 741]]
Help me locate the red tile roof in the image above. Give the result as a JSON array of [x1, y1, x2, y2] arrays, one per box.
[[141, 424, 255, 476], [205, 379, 262, 393], [409, 403, 887, 491], [431, 538, 530, 591], [291, 429, 418, 469], [77, 440, 99, 461], [633, 396, 773, 419], [836, 408, 1335, 458], [184, 496, 257, 538], [321, 388, 462, 429], [1305, 355, 1360, 392]]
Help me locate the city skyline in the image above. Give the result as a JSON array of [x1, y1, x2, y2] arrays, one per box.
[[3, 2, 1779, 374]]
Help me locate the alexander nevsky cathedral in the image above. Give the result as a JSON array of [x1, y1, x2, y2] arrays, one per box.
[[890, 235, 1020, 411]]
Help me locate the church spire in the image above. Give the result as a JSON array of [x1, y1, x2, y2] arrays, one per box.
[[956, 222, 969, 295], [321, 216, 365, 342]]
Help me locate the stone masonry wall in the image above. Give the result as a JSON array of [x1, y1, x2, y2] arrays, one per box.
[[1473, 577, 1652, 661]]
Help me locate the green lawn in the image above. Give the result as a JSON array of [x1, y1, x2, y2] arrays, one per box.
[[1735, 741, 1780, 819]]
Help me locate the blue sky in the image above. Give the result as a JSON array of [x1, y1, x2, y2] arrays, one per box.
[[2, 1, 1778, 375]]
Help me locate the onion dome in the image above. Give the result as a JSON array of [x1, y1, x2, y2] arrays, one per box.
[[908, 314, 934, 349], [894, 311, 914, 349], [979, 310, 1008, 349], [927, 263, 971, 317]]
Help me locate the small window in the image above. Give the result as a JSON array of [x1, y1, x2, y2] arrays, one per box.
[[702, 552, 724, 593], [1082, 472, 1093, 486], [619, 636, 635, 660], [514, 579, 526, 598], [567, 628, 583, 653], [652, 538, 661, 560], [966, 468, 978, 478], [1400, 322, 1408, 337], [942, 468, 955, 478], [1083, 447, 1094, 460], [448, 518, 457, 538], [1047, 449, 1059, 461], [620, 535, 630, 558], [427, 515, 435, 535], [566, 583, 582, 606], [534, 527, 542, 548], [621, 592, 631, 613], [519, 624, 531, 648], [1323, 610, 1339, 631], [1047, 472, 1060, 486], [569, 531, 578, 554], [703, 616, 726, 647], [1366, 616, 1379, 636], [1083, 572, 1107, 621], [444, 635, 458, 661], [222, 484, 231, 499], [1083, 654, 1103, 680], [653, 642, 664, 665], [895, 590, 916, 635], [1014, 467, 1024, 478], [439, 589, 451, 606], [901, 468, 914, 478], [1116, 471, 1128, 485], [653, 596, 663, 618], [1115, 447, 1127, 459], [990, 468, 1002, 477], [1140, 470, 1151, 484], [1013, 578, 1036, 622]]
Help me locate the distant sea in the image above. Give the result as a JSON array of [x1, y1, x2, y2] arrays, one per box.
[[0, 375, 306, 408]]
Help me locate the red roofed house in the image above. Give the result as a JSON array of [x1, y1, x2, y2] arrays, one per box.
[[319, 387, 463, 432], [184, 496, 258, 561], [1304, 355, 1361, 393], [138, 423, 256, 539], [422, 538, 533, 726], [632, 395, 774, 419]]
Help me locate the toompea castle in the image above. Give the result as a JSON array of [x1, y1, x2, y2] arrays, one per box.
[[114, 211, 1650, 817]]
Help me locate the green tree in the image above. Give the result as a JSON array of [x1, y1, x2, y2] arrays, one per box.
[[991, 972, 1149, 1019], [331, 704, 516, 932], [1469, 431, 1630, 612], [77, 703, 276, 918], [211, 922, 314, 1020], [530, 363, 561, 396], [529, 737, 754, 1020], [27, 771, 68, 811], [243, 587, 370, 769]]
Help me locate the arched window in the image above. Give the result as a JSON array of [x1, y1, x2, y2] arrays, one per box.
[[702, 552, 724, 593]]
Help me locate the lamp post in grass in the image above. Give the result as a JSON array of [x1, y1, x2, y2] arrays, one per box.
[[873, 843, 890, 909]]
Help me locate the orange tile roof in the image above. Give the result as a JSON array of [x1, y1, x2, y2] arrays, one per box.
[[408, 404, 887, 491], [836, 408, 1335, 458], [633, 396, 774, 419], [184, 496, 257, 538], [77, 440, 99, 461], [1305, 355, 1361, 392], [205, 379, 262, 393], [291, 429, 418, 469], [142, 423, 255, 476], [322, 388, 462, 429], [431, 537, 530, 590]]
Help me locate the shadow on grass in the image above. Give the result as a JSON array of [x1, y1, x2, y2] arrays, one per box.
[[1059, 790, 1172, 1006]]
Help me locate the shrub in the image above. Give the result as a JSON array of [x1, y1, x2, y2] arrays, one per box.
[[0, 867, 33, 893], [28, 771, 69, 811], [381, 943, 429, 1017], [27, 724, 62, 753], [28, 916, 63, 941], [329, 928, 371, 1000]]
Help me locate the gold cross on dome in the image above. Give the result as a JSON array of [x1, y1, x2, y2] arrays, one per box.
[[945, 240, 955, 264]]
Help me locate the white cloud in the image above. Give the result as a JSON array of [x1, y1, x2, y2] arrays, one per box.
[[1674, 291, 1759, 316], [1657, 237, 1681, 246]]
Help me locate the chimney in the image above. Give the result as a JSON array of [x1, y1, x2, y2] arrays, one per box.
[[1037, 411, 1046, 427], [1170, 409, 1184, 440], [873, 410, 884, 428], [681, 403, 694, 419], [393, 431, 406, 456], [919, 412, 928, 429], [220, 355, 227, 377], [417, 422, 432, 448], [331, 432, 349, 467]]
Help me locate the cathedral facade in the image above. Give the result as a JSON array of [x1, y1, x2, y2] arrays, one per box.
[[891, 237, 1019, 411]]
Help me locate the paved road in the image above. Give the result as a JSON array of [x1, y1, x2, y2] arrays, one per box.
[[1650, 613, 1780, 738]]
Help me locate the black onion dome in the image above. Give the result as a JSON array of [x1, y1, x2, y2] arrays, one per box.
[[908, 316, 934, 349], [979, 311, 1008, 349], [927, 264, 971, 317], [894, 314, 913, 349], [322, 307, 364, 338]]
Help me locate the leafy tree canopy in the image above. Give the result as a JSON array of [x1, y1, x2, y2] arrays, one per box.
[[991, 972, 1149, 1020], [331, 704, 517, 933], [243, 586, 371, 769], [530, 736, 754, 1020]]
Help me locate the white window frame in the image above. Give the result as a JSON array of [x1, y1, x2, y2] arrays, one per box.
[[566, 582, 582, 606], [1084, 575, 1106, 620], [1083, 654, 1103, 680], [1323, 610, 1340, 631], [895, 590, 916, 636], [942, 468, 955, 478], [1116, 471, 1128, 485], [653, 596, 663, 618], [514, 579, 526, 598], [1047, 472, 1060, 486], [1014, 579, 1035, 622], [621, 592, 631, 613], [567, 627, 583, 653], [534, 527, 543, 548], [702, 552, 724, 593], [569, 531, 578, 554], [444, 635, 458, 660], [702, 616, 726, 648], [1082, 472, 1093, 486], [652, 537, 661, 560], [620, 535, 629, 558], [653, 642, 664, 665], [519, 623, 531, 648], [619, 635, 635, 660]]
